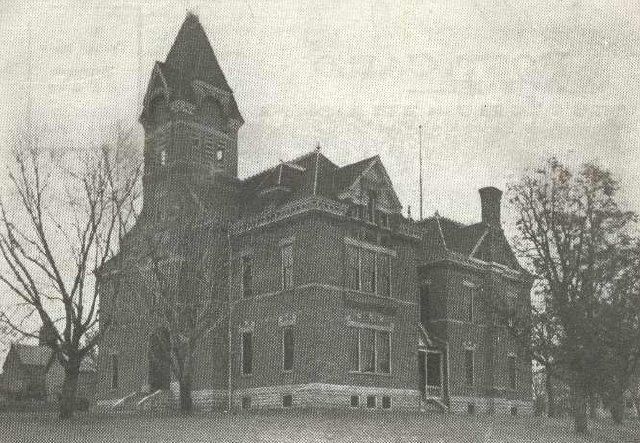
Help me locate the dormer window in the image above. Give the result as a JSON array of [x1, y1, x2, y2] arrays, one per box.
[[160, 150, 166, 166], [367, 191, 377, 223], [380, 212, 389, 228]]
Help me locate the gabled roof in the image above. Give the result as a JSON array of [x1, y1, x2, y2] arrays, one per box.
[[240, 150, 405, 215], [417, 214, 523, 272], [333, 155, 379, 192]]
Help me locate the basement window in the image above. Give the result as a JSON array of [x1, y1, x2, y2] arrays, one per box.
[[366, 396, 376, 408]]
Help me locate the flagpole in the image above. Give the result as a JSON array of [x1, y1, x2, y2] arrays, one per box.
[[419, 124, 423, 221]]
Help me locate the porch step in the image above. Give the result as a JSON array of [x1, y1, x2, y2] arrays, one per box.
[[423, 397, 449, 413]]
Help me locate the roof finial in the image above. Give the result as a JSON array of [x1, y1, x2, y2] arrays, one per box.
[[407, 205, 413, 220], [315, 142, 321, 152]]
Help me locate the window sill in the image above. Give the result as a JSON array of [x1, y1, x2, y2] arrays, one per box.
[[349, 371, 392, 377]]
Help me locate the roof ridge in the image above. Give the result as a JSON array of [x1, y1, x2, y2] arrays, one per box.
[[339, 154, 380, 170]]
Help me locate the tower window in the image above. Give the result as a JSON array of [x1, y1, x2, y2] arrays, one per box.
[[216, 148, 224, 161], [160, 150, 166, 166]]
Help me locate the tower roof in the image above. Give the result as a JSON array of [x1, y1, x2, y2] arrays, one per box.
[[165, 12, 232, 93]]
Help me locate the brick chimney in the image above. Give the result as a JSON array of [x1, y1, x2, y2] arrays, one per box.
[[479, 187, 502, 227]]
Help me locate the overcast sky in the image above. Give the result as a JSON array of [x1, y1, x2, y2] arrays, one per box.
[[0, 0, 639, 357], [1, 0, 640, 223]]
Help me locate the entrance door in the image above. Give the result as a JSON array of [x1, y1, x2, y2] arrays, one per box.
[[426, 351, 443, 398], [148, 328, 171, 391], [418, 350, 426, 397]]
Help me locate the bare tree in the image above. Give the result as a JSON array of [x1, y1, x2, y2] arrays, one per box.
[[131, 190, 228, 413], [506, 158, 635, 434], [0, 127, 142, 418]]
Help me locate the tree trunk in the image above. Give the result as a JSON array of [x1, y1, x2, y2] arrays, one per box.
[[59, 362, 80, 420], [571, 384, 588, 435], [178, 346, 194, 414], [179, 376, 193, 413], [609, 390, 625, 424], [546, 372, 556, 418], [589, 393, 598, 420]]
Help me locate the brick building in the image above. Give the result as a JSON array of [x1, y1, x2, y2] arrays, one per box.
[[95, 13, 532, 414]]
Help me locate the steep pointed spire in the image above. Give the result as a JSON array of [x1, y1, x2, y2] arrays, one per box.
[[165, 12, 232, 93]]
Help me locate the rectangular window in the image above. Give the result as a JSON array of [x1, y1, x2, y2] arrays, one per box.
[[465, 290, 474, 323], [281, 243, 294, 289], [347, 246, 360, 291], [283, 326, 294, 372], [360, 328, 375, 373], [465, 349, 474, 386], [420, 285, 431, 323], [350, 327, 391, 374], [378, 254, 391, 297], [349, 328, 360, 372], [241, 396, 251, 410], [282, 394, 293, 408], [242, 255, 252, 298], [350, 395, 359, 408], [376, 331, 390, 374], [361, 249, 376, 293], [381, 396, 391, 409], [507, 289, 517, 327], [160, 150, 166, 166], [111, 354, 119, 390], [241, 332, 253, 375], [508, 355, 516, 390]]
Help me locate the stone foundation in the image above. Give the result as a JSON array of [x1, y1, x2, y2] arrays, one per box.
[[231, 383, 421, 411], [449, 396, 533, 415]]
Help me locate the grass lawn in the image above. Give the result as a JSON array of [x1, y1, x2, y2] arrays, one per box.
[[2, 410, 639, 443]]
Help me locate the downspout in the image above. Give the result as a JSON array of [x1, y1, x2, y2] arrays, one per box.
[[226, 228, 233, 411], [445, 339, 451, 410]]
